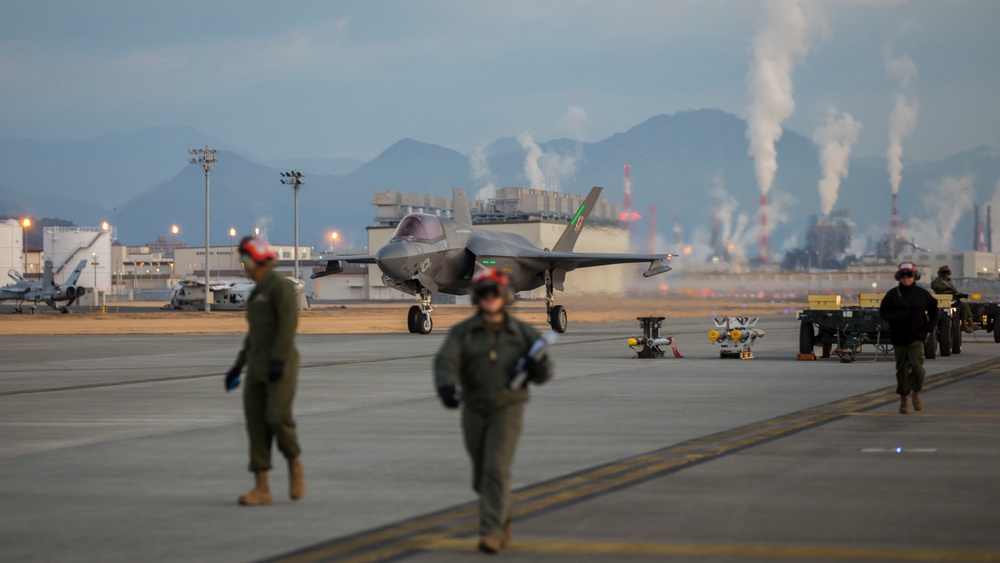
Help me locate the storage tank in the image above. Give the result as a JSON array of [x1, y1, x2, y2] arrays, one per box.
[[0, 219, 24, 277], [43, 226, 116, 293]]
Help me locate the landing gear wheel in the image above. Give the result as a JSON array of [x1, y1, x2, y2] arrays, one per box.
[[407, 305, 421, 334], [937, 318, 950, 357], [416, 312, 433, 335], [549, 305, 568, 333], [798, 321, 815, 354], [60, 306, 69, 314], [952, 317, 962, 354]]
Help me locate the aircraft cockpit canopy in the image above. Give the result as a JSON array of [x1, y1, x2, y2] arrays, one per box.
[[392, 214, 445, 243]]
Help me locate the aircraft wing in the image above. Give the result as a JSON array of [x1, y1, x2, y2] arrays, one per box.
[[311, 255, 377, 279], [521, 251, 674, 278]]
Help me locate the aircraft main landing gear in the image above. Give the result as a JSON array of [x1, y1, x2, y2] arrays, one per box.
[[407, 291, 434, 334], [544, 270, 568, 333]]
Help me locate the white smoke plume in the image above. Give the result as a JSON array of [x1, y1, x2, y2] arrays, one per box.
[[812, 106, 862, 216], [886, 51, 918, 194], [469, 147, 496, 200], [558, 105, 588, 139], [745, 0, 826, 196], [253, 216, 273, 243], [904, 175, 975, 251], [709, 175, 753, 262], [517, 131, 579, 192]]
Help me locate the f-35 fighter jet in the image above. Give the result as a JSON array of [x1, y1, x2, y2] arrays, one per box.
[[312, 186, 672, 334]]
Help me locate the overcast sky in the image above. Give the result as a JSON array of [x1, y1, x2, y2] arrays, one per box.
[[2, 0, 998, 162]]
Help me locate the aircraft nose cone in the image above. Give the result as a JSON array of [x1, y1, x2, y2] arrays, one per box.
[[375, 242, 410, 277]]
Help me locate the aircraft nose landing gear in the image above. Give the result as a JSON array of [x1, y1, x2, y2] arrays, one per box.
[[407, 290, 434, 334]]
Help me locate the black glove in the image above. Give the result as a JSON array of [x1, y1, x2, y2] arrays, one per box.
[[437, 386, 460, 409], [524, 355, 545, 380], [956, 293, 969, 299], [225, 365, 242, 392], [267, 359, 285, 382]]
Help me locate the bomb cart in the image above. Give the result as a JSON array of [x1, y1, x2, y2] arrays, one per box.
[[967, 300, 1000, 343], [798, 295, 892, 363]]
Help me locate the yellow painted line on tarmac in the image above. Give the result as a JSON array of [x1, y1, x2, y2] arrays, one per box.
[[847, 412, 1000, 419], [268, 359, 1000, 563], [426, 538, 1000, 562]]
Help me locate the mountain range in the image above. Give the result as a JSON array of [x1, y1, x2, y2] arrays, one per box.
[[3, 109, 1000, 258]]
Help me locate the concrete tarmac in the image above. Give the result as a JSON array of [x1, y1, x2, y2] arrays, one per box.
[[1, 316, 998, 562]]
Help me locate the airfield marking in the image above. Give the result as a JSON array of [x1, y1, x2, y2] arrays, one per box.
[[0, 336, 626, 397], [423, 537, 1000, 561], [847, 412, 1000, 419], [265, 359, 1000, 563]]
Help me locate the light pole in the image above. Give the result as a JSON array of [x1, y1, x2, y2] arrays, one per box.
[[101, 222, 109, 295], [171, 225, 179, 257], [229, 227, 236, 273], [280, 170, 304, 280], [91, 252, 99, 305], [188, 146, 218, 313], [20, 218, 30, 275], [331, 231, 338, 254]]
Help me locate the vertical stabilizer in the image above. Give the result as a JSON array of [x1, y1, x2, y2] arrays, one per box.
[[66, 260, 88, 286], [452, 188, 473, 226], [42, 260, 54, 288], [553, 186, 602, 252]]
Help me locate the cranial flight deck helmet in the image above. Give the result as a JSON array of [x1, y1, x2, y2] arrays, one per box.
[[938, 264, 952, 277], [238, 236, 276, 264], [471, 267, 514, 306], [895, 261, 921, 281]]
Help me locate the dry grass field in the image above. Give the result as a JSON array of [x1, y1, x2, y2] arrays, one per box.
[[0, 296, 804, 336]]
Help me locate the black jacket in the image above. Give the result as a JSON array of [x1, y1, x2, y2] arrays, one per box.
[[879, 283, 940, 346]]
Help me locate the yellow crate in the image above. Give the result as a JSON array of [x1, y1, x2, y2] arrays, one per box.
[[859, 293, 882, 308], [807, 295, 841, 310], [934, 294, 953, 309]]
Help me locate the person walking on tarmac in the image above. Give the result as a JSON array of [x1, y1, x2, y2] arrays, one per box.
[[879, 262, 939, 414], [433, 268, 553, 554], [931, 264, 979, 333], [224, 236, 304, 505]]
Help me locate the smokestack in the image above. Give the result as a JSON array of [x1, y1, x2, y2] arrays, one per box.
[[891, 192, 899, 258], [975, 204, 981, 251], [759, 194, 769, 263], [989, 205, 993, 252], [648, 205, 657, 254]]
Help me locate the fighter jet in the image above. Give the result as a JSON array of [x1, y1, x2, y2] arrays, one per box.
[[312, 186, 672, 334], [0, 259, 89, 314]]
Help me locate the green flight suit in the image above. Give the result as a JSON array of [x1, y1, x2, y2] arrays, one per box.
[[434, 313, 553, 539], [234, 268, 301, 472], [930, 275, 972, 322]]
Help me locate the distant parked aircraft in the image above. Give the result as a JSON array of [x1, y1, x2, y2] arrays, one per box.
[[0, 259, 88, 314]]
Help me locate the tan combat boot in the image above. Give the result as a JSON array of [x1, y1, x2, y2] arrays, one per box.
[[899, 395, 908, 415], [912, 391, 923, 411], [478, 535, 501, 554], [501, 520, 512, 548], [238, 471, 272, 506], [289, 458, 305, 501], [963, 320, 975, 334]]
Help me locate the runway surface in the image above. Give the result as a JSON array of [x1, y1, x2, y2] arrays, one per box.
[[1, 316, 998, 562]]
